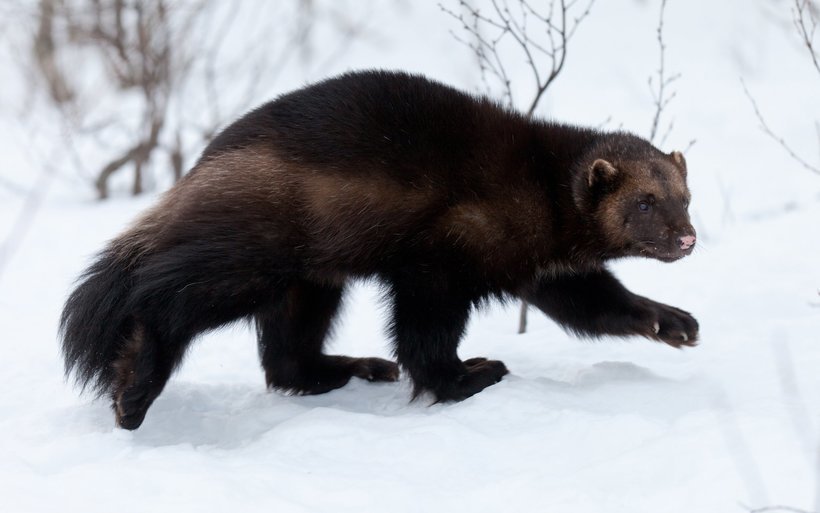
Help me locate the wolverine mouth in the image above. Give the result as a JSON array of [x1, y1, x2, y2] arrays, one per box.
[[655, 254, 684, 263], [634, 242, 688, 262]]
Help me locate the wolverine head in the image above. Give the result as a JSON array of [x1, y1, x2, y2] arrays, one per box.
[[574, 135, 696, 262]]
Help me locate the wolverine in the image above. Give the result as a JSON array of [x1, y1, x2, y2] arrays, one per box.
[[61, 70, 699, 430]]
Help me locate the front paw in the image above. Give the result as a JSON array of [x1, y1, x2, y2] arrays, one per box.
[[638, 300, 699, 348]]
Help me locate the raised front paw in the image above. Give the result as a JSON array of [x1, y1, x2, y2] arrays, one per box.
[[638, 299, 699, 348]]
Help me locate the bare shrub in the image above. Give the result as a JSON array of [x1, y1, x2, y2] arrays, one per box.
[[22, 0, 369, 199]]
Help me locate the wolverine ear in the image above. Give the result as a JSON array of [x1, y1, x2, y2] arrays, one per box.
[[588, 159, 619, 188], [670, 150, 687, 177]]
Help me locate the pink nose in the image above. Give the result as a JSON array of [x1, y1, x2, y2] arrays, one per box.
[[678, 235, 696, 250]]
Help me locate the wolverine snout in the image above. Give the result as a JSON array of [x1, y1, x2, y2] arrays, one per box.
[[644, 226, 697, 262], [677, 234, 696, 251]]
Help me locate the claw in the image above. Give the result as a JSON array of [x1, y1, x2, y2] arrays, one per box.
[[653, 322, 660, 334]]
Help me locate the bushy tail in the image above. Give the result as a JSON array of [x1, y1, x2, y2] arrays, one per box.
[[59, 247, 134, 396]]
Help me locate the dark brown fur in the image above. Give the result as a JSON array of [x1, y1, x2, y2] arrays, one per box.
[[60, 70, 698, 429]]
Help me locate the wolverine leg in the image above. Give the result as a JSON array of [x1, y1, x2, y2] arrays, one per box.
[[523, 267, 699, 347], [256, 280, 398, 395], [389, 274, 508, 402]]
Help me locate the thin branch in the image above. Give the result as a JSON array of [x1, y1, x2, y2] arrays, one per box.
[[440, 0, 595, 114], [94, 144, 144, 200], [441, 2, 514, 106], [648, 0, 679, 143], [741, 79, 820, 175], [793, 0, 820, 77], [527, 0, 596, 116], [517, 301, 528, 334]]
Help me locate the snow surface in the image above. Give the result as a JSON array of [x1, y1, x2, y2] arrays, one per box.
[[1, 1, 819, 512]]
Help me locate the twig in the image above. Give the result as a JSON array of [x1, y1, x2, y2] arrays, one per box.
[[741, 79, 820, 175], [648, 0, 680, 143], [793, 0, 820, 77], [440, 0, 595, 113], [517, 301, 528, 334]]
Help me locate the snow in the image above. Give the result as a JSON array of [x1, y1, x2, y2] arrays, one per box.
[[1, 0, 819, 512]]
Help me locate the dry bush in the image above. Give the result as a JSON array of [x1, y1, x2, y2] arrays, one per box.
[[22, 0, 369, 199]]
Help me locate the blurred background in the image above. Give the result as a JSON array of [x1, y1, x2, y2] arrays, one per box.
[[0, 2, 819, 512]]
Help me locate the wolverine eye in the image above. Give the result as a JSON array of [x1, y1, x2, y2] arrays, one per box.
[[638, 201, 651, 212]]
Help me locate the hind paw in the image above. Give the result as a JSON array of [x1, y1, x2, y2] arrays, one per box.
[[429, 358, 509, 403], [267, 355, 400, 395], [351, 357, 400, 382]]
